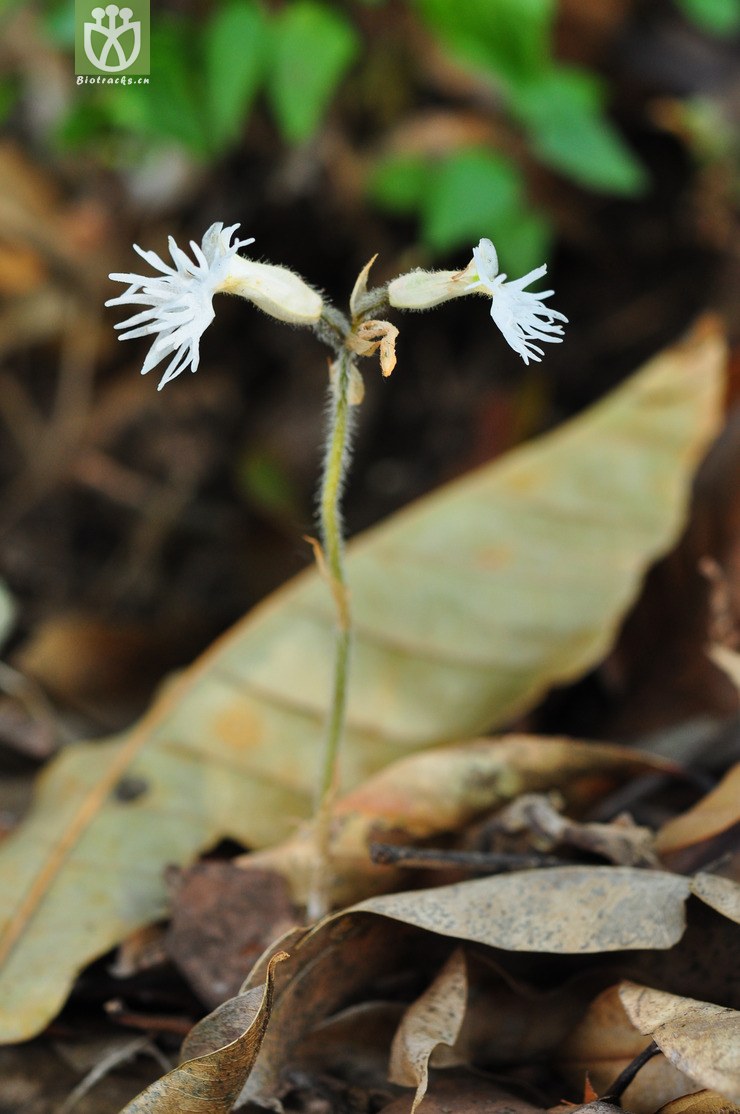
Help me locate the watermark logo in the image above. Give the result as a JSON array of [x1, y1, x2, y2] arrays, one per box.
[[75, 0, 150, 79]]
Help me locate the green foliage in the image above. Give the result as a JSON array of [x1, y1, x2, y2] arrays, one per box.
[[370, 155, 429, 215], [412, 0, 556, 85], [57, 0, 355, 158], [48, 0, 652, 255], [204, 0, 270, 151], [371, 149, 549, 272], [676, 0, 740, 35], [412, 0, 646, 199], [511, 66, 648, 195], [266, 1, 359, 143]]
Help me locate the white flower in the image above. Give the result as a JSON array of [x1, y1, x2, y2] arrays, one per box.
[[107, 222, 324, 390], [468, 238, 568, 364], [106, 223, 255, 390]]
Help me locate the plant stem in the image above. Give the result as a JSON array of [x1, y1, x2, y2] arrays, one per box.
[[308, 348, 354, 921]]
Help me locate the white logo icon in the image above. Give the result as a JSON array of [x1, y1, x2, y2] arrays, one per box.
[[84, 4, 141, 72]]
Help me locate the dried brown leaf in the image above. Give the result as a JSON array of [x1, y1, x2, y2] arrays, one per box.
[[656, 765, 740, 856], [559, 985, 696, 1114], [119, 951, 286, 1113], [619, 982, 740, 1103], [389, 949, 467, 1113], [355, 867, 690, 954], [656, 1091, 740, 1114], [690, 874, 740, 927]]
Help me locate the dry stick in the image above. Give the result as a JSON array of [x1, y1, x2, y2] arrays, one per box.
[[599, 1040, 661, 1105], [370, 843, 565, 872]]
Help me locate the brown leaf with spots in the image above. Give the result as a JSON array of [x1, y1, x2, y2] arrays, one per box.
[[619, 983, 740, 1103], [689, 874, 740, 927], [354, 867, 691, 954], [119, 951, 286, 1114], [656, 1092, 740, 1114], [389, 949, 468, 1113]]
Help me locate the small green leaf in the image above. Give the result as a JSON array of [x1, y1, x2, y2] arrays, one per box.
[[676, 0, 740, 35], [368, 154, 429, 214], [512, 66, 648, 195], [412, 0, 556, 84], [421, 149, 523, 253], [119, 21, 209, 157], [266, 0, 359, 143], [420, 149, 549, 273], [204, 0, 269, 152]]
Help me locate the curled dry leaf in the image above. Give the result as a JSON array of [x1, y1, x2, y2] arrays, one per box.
[[619, 982, 740, 1103], [119, 951, 287, 1114], [656, 1091, 740, 1114], [0, 321, 724, 1042], [559, 985, 696, 1114], [389, 948, 467, 1113], [656, 765, 740, 859], [247, 736, 679, 907], [689, 874, 740, 927]]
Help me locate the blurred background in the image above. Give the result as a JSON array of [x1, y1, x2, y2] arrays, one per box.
[[0, 0, 739, 743]]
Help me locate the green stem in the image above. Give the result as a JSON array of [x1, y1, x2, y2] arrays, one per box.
[[309, 349, 355, 921]]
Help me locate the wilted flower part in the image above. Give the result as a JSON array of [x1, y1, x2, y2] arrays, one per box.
[[347, 319, 399, 377], [107, 222, 324, 390], [468, 238, 567, 365], [106, 223, 255, 390]]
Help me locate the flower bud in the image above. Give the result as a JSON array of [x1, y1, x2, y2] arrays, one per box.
[[223, 257, 323, 325], [387, 262, 475, 311]]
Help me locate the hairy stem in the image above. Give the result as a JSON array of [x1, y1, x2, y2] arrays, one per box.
[[308, 348, 355, 921]]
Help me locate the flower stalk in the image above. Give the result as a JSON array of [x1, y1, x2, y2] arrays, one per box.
[[309, 347, 355, 920]]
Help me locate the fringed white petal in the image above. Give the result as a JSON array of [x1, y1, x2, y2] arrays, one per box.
[[107, 222, 253, 389], [469, 238, 568, 364]]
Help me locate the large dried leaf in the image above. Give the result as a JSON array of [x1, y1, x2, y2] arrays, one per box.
[[619, 983, 740, 1103], [389, 948, 468, 1113], [0, 322, 724, 1042], [119, 951, 286, 1113], [355, 867, 692, 953]]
